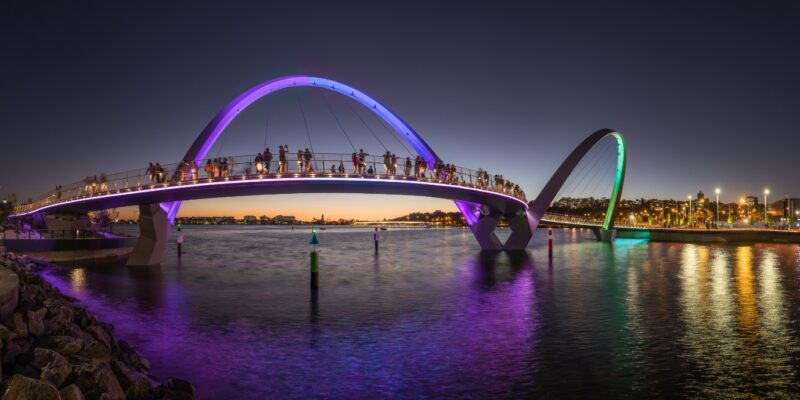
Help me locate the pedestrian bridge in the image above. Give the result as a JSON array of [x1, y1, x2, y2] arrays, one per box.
[[8, 75, 628, 266], [12, 153, 528, 230]]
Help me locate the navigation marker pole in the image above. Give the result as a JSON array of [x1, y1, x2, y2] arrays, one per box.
[[548, 227, 553, 259], [310, 227, 320, 290], [177, 223, 184, 258], [374, 227, 380, 253]]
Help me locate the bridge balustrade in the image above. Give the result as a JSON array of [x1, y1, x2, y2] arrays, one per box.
[[13, 152, 527, 215]]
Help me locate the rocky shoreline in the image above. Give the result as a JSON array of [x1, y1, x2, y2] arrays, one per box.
[[0, 252, 194, 400]]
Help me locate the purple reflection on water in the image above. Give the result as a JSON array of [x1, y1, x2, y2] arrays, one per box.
[[37, 227, 539, 399]]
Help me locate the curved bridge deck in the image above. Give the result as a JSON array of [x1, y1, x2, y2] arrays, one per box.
[[12, 152, 528, 217]]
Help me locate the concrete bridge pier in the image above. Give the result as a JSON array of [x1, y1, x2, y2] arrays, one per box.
[[502, 211, 533, 251], [469, 210, 504, 251], [591, 227, 616, 243], [127, 203, 170, 267]]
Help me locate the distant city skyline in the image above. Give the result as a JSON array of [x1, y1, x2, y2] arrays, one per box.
[[2, 2, 798, 218]]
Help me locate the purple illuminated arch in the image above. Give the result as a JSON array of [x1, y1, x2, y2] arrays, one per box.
[[162, 75, 442, 221]]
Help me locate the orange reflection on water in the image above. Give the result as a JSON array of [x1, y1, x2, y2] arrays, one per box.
[[69, 267, 87, 292], [736, 246, 757, 331]]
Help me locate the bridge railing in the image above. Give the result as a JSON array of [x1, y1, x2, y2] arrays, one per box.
[[542, 212, 604, 226], [541, 212, 650, 228], [13, 152, 527, 215]]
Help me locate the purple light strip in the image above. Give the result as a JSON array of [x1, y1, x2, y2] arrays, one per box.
[[13, 177, 528, 218], [454, 200, 482, 227]]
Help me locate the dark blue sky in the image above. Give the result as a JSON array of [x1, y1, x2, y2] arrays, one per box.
[[1, 1, 798, 216]]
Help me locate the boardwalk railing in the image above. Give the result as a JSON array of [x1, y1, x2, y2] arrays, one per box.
[[13, 152, 527, 215], [541, 212, 648, 229]]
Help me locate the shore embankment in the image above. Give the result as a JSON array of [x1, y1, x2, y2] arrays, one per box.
[[0, 252, 193, 400]]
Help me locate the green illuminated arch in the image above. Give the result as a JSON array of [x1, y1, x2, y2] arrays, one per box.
[[528, 128, 628, 231], [603, 132, 626, 230]]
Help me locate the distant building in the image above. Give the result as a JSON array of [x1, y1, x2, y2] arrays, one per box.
[[243, 215, 257, 224], [772, 198, 800, 219], [259, 215, 271, 224], [272, 215, 297, 225]]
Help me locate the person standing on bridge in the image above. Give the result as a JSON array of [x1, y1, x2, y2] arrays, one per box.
[[351, 152, 358, 173], [404, 157, 412, 177], [264, 148, 272, 174], [296, 149, 304, 173], [304, 148, 313, 173], [358, 149, 368, 174], [383, 151, 391, 175], [146, 163, 156, 184], [338, 161, 345, 174], [204, 159, 213, 178], [278, 146, 286, 174], [255, 153, 264, 174], [414, 156, 420, 177], [192, 160, 199, 180], [159, 164, 166, 183], [391, 153, 398, 175]]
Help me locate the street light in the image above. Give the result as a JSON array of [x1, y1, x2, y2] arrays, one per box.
[[715, 188, 720, 228], [764, 188, 770, 228], [688, 195, 693, 227]]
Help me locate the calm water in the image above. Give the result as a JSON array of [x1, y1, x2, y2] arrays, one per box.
[[39, 226, 800, 399]]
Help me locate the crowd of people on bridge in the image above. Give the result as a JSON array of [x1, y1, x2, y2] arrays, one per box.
[[132, 147, 525, 201], [82, 175, 108, 194]]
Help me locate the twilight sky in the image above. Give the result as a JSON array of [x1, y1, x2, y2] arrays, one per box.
[[1, 1, 798, 220]]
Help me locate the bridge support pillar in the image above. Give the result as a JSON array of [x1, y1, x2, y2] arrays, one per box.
[[127, 203, 170, 267], [503, 211, 534, 251], [471, 212, 504, 251], [591, 227, 616, 242]]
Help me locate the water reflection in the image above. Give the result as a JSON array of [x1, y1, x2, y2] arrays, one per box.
[[33, 227, 800, 398]]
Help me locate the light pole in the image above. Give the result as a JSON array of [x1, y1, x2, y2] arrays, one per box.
[[715, 188, 720, 228], [764, 188, 770, 228], [688, 195, 693, 228]]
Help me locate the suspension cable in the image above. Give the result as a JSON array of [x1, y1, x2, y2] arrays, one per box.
[[296, 93, 319, 171], [321, 91, 356, 152], [556, 142, 603, 201], [369, 107, 415, 157], [216, 132, 227, 158], [264, 118, 269, 150], [342, 96, 389, 152], [571, 143, 611, 200]]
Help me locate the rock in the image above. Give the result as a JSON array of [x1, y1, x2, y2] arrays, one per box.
[[30, 348, 73, 388], [85, 326, 111, 350], [26, 308, 47, 337], [42, 336, 83, 356], [21, 285, 45, 306], [167, 378, 195, 400], [59, 384, 86, 400], [0, 323, 18, 344], [74, 362, 126, 400], [1, 374, 60, 400], [74, 308, 96, 329], [2, 340, 29, 371], [50, 305, 75, 329], [78, 340, 111, 362], [4, 313, 28, 338], [116, 341, 150, 372], [111, 360, 152, 399], [68, 325, 96, 345]]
